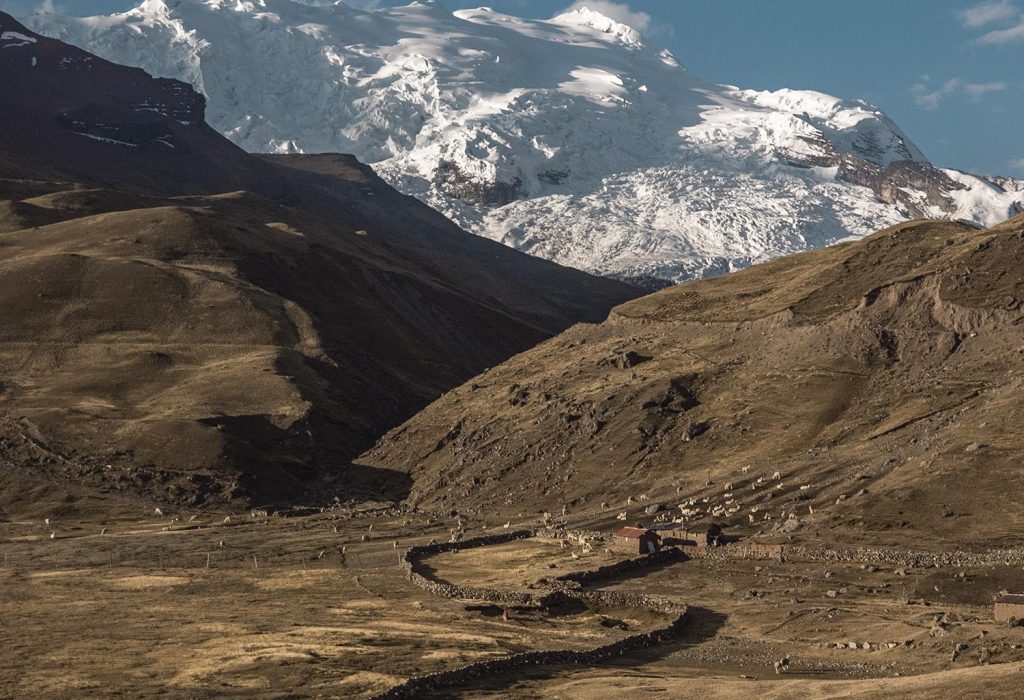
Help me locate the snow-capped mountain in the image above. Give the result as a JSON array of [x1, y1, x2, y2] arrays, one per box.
[[24, 0, 1024, 285]]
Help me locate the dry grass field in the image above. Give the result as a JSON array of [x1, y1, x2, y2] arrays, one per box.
[[4, 507, 1024, 698], [3, 15, 1024, 698]]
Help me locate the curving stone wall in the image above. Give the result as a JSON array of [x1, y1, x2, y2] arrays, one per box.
[[370, 613, 687, 699], [375, 531, 688, 699], [401, 529, 556, 606], [550, 548, 686, 589]]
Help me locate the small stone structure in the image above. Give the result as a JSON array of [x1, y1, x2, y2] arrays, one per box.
[[611, 526, 661, 555], [655, 523, 723, 547], [994, 594, 1024, 623]]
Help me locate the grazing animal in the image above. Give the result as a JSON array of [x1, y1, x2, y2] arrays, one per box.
[[154, 508, 163, 516], [774, 656, 790, 674]]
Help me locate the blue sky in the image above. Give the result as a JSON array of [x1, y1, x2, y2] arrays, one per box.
[[5, 0, 1023, 176]]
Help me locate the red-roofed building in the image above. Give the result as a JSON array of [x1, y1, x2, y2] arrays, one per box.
[[612, 526, 660, 555]]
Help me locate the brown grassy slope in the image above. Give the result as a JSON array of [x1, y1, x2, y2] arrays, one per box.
[[363, 214, 1024, 547], [0, 13, 640, 513]]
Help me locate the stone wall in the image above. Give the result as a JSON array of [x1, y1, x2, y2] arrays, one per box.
[[401, 529, 549, 606], [374, 530, 689, 699], [551, 548, 686, 588], [370, 613, 687, 699], [564, 588, 686, 615], [730, 543, 786, 560], [782, 545, 1024, 568]]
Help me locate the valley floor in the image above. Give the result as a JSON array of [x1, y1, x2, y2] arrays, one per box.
[[3, 508, 1024, 698]]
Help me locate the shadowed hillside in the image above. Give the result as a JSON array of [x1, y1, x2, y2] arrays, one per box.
[[364, 213, 1024, 547], [0, 13, 640, 513]]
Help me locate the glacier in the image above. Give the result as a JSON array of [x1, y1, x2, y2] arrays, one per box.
[[23, 0, 1024, 285]]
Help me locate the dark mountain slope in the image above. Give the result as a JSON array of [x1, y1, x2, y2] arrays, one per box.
[[363, 213, 1024, 547], [0, 13, 640, 512]]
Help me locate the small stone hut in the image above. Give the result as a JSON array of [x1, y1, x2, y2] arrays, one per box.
[[612, 526, 660, 555], [655, 523, 724, 547], [994, 594, 1024, 623]]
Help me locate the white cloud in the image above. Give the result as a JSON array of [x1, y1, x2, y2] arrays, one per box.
[[912, 78, 962, 110], [978, 17, 1024, 42], [563, 1, 652, 32], [963, 81, 1008, 98], [958, 0, 1024, 43], [958, 0, 1019, 27], [912, 77, 1011, 108]]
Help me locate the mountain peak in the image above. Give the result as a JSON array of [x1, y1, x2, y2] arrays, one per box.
[[133, 0, 175, 15], [21, 3, 1024, 286], [550, 6, 645, 46]]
